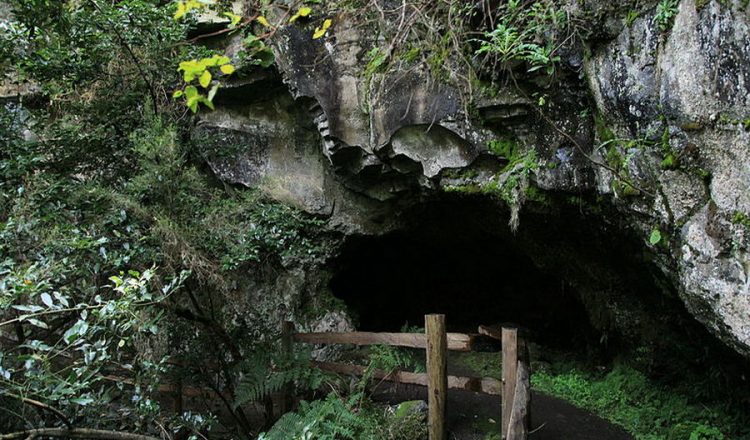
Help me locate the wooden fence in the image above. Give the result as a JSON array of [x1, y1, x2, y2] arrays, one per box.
[[285, 314, 530, 440]]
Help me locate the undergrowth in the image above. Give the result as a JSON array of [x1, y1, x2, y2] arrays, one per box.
[[260, 347, 427, 440], [531, 361, 750, 440], [446, 346, 750, 440]]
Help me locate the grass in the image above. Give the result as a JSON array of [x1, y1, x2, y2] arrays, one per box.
[[531, 361, 748, 440], [449, 351, 749, 440]]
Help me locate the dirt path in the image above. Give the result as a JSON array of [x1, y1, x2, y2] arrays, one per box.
[[372, 384, 634, 440]]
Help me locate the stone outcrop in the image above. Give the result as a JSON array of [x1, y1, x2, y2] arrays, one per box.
[[196, 0, 750, 358]]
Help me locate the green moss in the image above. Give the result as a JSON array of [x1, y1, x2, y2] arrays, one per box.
[[399, 46, 421, 63], [487, 137, 519, 158], [425, 37, 451, 82], [716, 113, 750, 130], [525, 185, 552, 206], [364, 47, 388, 77], [697, 168, 712, 182], [611, 179, 641, 197], [606, 144, 624, 169], [442, 168, 479, 179], [660, 126, 679, 170], [625, 9, 639, 26], [731, 211, 750, 229], [660, 152, 677, 169], [442, 183, 482, 194], [594, 112, 616, 144]]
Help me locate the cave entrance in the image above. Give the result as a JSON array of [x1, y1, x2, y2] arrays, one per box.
[[328, 194, 618, 351]]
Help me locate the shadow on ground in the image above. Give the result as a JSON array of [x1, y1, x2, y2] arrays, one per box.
[[372, 384, 633, 440]]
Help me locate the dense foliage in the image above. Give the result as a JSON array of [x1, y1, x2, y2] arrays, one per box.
[[0, 1, 329, 438]]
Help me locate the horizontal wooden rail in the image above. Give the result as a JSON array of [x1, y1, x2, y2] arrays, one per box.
[[293, 331, 479, 352], [313, 361, 502, 396], [101, 375, 227, 399]]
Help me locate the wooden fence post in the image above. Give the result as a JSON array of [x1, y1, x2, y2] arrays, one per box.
[[426, 314, 447, 440], [501, 327, 518, 440], [280, 320, 295, 416]]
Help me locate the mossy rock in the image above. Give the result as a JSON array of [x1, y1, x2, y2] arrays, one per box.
[[393, 400, 427, 418]]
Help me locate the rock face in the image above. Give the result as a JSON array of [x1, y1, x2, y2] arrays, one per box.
[[586, 0, 750, 356], [197, 0, 750, 358]]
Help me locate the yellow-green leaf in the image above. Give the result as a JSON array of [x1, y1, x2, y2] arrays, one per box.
[[187, 96, 199, 113], [257, 16, 270, 27], [224, 12, 242, 27], [184, 86, 198, 99], [199, 70, 212, 88], [172, 90, 184, 98], [290, 7, 312, 23], [174, 2, 186, 20], [312, 18, 332, 39], [220, 64, 235, 75]]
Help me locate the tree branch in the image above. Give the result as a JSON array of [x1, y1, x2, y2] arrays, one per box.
[[187, 15, 256, 43], [0, 428, 159, 440], [19, 397, 73, 429]]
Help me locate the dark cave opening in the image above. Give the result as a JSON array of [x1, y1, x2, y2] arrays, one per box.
[[327, 192, 750, 402], [329, 224, 598, 349], [327, 192, 750, 383], [328, 194, 624, 352]]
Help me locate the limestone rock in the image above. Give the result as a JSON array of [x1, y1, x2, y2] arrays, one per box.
[[200, 0, 750, 358]]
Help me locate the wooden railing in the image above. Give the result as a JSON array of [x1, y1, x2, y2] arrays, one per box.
[[284, 314, 530, 440]]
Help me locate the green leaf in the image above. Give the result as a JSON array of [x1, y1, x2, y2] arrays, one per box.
[[27, 318, 49, 329], [290, 7, 312, 23], [185, 86, 198, 99], [172, 90, 184, 98], [70, 397, 95, 406], [174, 1, 186, 20], [255, 49, 275, 68], [312, 18, 332, 39], [207, 84, 219, 101], [201, 96, 215, 110], [220, 64, 235, 74], [199, 70, 212, 88], [63, 320, 89, 344], [40, 292, 53, 308], [187, 96, 200, 113], [649, 229, 662, 245], [13, 304, 44, 313], [224, 11, 242, 27]]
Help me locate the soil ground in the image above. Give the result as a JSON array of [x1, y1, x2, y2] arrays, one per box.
[[366, 348, 634, 440], [372, 384, 634, 440]]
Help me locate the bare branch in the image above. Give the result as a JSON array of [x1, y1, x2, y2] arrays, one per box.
[[0, 428, 160, 440], [18, 397, 73, 429]]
